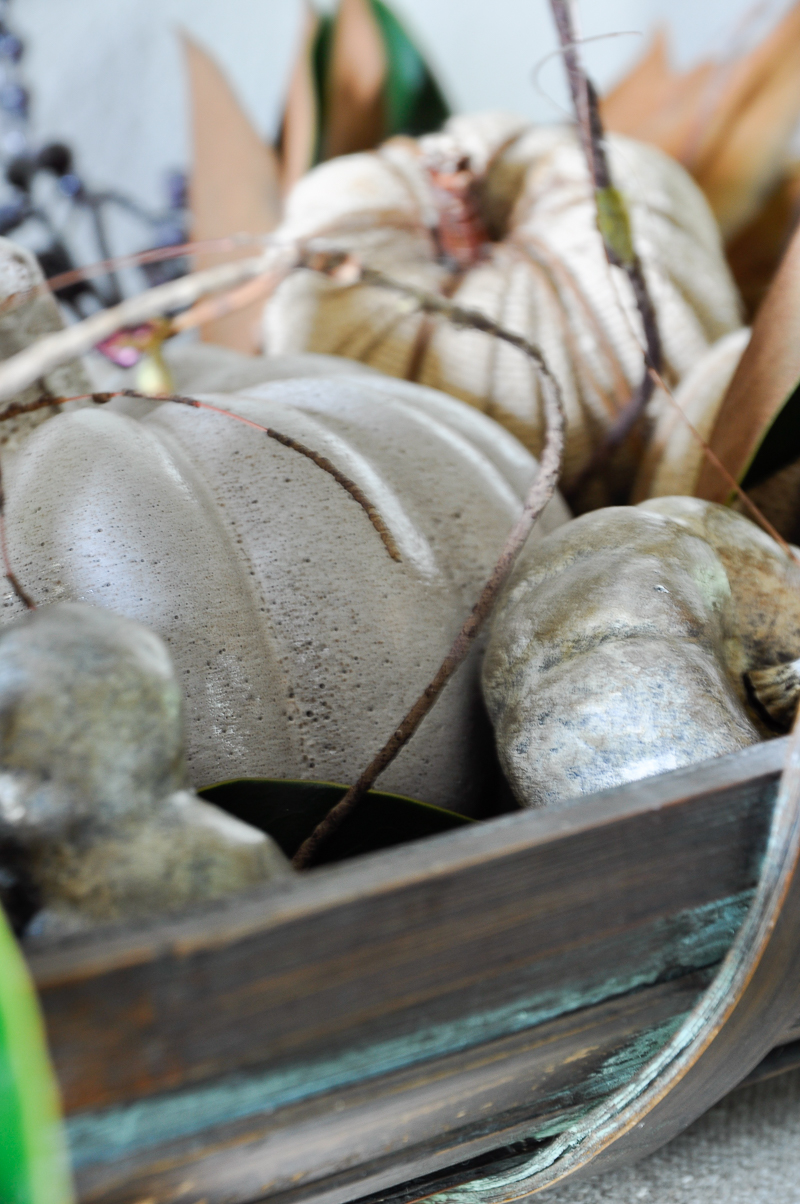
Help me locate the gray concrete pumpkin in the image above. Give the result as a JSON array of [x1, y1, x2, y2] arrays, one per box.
[[3, 354, 568, 813]]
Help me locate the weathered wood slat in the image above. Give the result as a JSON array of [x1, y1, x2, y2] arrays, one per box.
[[26, 737, 799, 1204], [72, 969, 713, 1204]]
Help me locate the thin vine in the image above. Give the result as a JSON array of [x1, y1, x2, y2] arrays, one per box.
[[549, 0, 663, 502]]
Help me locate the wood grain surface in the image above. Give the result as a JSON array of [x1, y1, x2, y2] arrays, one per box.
[[27, 738, 800, 1204]]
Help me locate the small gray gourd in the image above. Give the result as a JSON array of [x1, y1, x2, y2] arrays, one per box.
[[0, 602, 290, 936], [482, 497, 800, 809]]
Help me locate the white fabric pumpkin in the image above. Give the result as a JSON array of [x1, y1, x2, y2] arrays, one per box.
[[633, 327, 751, 501], [3, 353, 568, 814], [263, 112, 742, 491]]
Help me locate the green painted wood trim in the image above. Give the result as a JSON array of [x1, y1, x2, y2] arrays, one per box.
[[66, 891, 751, 1170]]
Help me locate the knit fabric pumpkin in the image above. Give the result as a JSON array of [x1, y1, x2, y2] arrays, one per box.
[[263, 112, 742, 496]]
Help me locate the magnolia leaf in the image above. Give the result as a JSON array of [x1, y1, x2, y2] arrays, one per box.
[[0, 909, 73, 1204], [695, 222, 800, 502], [199, 778, 471, 865], [324, 0, 387, 161], [183, 33, 282, 353], [726, 164, 800, 319], [602, 7, 800, 238], [280, 0, 449, 178], [692, 4, 800, 238], [368, 0, 449, 138], [279, 3, 323, 194], [600, 29, 717, 163]]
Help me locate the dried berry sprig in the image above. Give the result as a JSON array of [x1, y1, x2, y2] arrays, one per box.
[[0, 246, 298, 406]]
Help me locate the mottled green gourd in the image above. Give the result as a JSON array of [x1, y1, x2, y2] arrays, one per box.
[[483, 497, 800, 809]]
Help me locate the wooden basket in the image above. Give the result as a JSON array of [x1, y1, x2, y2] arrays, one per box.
[[29, 737, 800, 1204]]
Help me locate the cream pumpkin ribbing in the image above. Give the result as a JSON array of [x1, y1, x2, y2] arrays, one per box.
[[264, 113, 742, 489]]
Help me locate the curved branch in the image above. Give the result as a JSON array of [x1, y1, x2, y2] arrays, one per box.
[[0, 388, 401, 565], [0, 247, 296, 406], [123, 391, 402, 563], [549, 0, 662, 499], [293, 281, 565, 869]]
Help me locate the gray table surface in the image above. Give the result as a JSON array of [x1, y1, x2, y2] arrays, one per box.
[[541, 1068, 800, 1203]]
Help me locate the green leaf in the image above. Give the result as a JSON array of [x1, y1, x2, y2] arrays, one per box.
[[741, 377, 800, 489], [308, 0, 450, 167], [310, 12, 335, 166], [368, 0, 450, 137], [198, 778, 471, 865], [0, 910, 73, 1204], [595, 186, 636, 269]]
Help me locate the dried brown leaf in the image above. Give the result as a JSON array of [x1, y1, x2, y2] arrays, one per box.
[[183, 33, 282, 353], [279, 3, 320, 194], [695, 222, 800, 501], [600, 30, 717, 162], [324, 0, 387, 161], [602, 4, 800, 237], [692, 6, 800, 236], [726, 163, 800, 319]]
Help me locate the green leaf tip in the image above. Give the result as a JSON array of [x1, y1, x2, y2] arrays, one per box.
[[0, 910, 73, 1204]]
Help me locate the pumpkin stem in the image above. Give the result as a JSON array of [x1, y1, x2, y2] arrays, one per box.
[[549, 0, 663, 503], [292, 267, 566, 869]]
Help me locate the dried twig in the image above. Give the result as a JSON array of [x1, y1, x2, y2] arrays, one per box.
[[121, 390, 401, 562], [0, 388, 400, 564], [292, 268, 566, 868], [549, 0, 662, 500], [0, 234, 265, 318], [0, 247, 297, 406]]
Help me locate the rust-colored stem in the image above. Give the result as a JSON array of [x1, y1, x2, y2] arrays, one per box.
[[0, 234, 265, 318], [292, 275, 565, 869], [0, 387, 400, 565], [119, 391, 401, 563]]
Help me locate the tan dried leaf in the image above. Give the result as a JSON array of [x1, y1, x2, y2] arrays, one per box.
[[601, 4, 800, 238], [183, 33, 282, 353], [324, 0, 387, 161], [726, 164, 800, 318], [696, 222, 800, 501], [279, 3, 321, 195]]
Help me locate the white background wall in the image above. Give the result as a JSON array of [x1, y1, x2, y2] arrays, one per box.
[[11, 0, 797, 214]]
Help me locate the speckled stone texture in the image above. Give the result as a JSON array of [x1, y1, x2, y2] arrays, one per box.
[[483, 498, 800, 809], [0, 236, 90, 463], [0, 602, 290, 933], [3, 360, 569, 813]]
